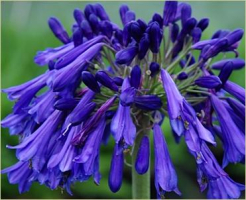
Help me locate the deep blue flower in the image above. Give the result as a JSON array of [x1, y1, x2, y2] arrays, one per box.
[[111, 78, 136, 145], [115, 46, 138, 65], [210, 95, 245, 167], [153, 123, 181, 197], [82, 71, 101, 93], [108, 144, 124, 193], [135, 136, 150, 175], [95, 70, 119, 92], [130, 65, 142, 89], [223, 80, 245, 104]]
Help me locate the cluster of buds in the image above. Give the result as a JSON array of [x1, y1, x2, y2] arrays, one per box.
[[1, 1, 245, 199]]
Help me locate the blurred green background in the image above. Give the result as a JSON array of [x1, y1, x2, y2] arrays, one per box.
[[1, 1, 245, 199]]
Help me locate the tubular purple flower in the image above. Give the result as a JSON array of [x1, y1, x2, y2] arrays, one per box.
[[48, 17, 70, 44], [70, 102, 96, 125], [111, 78, 136, 145], [134, 95, 162, 110], [192, 27, 202, 44], [1, 161, 35, 193], [28, 90, 56, 124], [73, 119, 106, 182], [115, 46, 138, 65], [153, 123, 181, 196], [73, 8, 85, 25], [82, 71, 100, 93], [223, 80, 245, 104], [2, 73, 49, 101], [163, 1, 178, 26], [34, 42, 74, 66], [130, 65, 141, 89], [52, 42, 104, 91], [63, 89, 95, 131], [138, 33, 149, 59], [55, 35, 106, 69], [210, 95, 245, 167], [148, 22, 162, 53], [197, 142, 244, 199], [195, 75, 222, 89], [108, 144, 124, 193], [181, 3, 192, 27], [71, 96, 116, 145], [191, 38, 218, 50], [171, 23, 179, 43], [197, 18, 209, 32], [135, 136, 150, 175], [161, 69, 184, 119], [95, 71, 119, 92], [227, 97, 245, 120], [212, 58, 245, 70], [7, 110, 63, 161]]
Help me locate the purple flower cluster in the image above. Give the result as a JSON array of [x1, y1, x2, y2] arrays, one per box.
[[1, 1, 245, 198]]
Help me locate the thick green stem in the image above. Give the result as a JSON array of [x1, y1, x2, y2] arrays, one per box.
[[132, 121, 151, 199]]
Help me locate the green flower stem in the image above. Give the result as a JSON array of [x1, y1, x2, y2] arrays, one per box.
[[132, 118, 151, 199]]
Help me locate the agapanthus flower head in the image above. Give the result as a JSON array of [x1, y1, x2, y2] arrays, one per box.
[[2, 1, 245, 199]]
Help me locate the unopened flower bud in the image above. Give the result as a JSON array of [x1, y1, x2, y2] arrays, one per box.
[[82, 71, 100, 93], [73, 8, 85, 25], [171, 23, 179, 43], [138, 33, 150, 59], [181, 3, 192, 27], [100, 20, 113, 39], [197, 18, 209, 32], [96, 71, 119, 92], [212, 58, 245, 70], [130, 65, 141, 88], [149, 62, 160, 77], [192, 27, 202, 44], [73, 28, 83, 47], [195, 75, 222, 89], [163, 1, 178, 26], [148, 22, 162, 53], [48, 17, 70, 44], [94, 3, 110, 21], [115, 46, 138, 65]]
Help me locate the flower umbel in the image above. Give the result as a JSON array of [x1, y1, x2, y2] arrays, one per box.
[[2, 1, 245, 199]]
